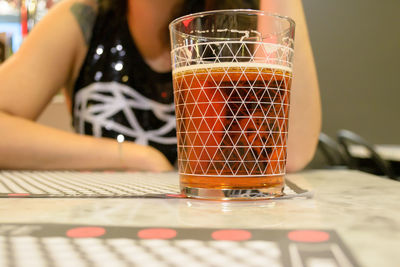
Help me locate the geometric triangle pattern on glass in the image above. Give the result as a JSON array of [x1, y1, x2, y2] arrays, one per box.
[[172, 41, 293, 177]]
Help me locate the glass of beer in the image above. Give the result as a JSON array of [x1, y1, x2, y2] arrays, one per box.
[[169, 10, 295, 200]]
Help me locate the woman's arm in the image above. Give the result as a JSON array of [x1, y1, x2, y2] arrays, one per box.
[[0, 112, 173, 171], [0, 0, 173, 171], [261, 0, 322, 172]]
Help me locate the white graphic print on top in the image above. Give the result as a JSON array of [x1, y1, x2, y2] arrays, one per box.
[[74, 82, 177, 145]]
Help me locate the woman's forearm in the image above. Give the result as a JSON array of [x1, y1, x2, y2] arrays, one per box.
[[0, 112, 173, 171]]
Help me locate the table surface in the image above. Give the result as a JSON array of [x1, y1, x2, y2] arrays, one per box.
[[0, 169, 399, 267], [350, 144, 400, 161]]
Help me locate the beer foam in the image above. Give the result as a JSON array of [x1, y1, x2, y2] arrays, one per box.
[[173, 62, 292, 74]]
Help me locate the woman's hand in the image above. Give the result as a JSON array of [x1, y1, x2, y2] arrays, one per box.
[[123, 143, 174, 172]]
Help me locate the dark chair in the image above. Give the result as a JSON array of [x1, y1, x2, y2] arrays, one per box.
[[336, 129, 398, 181], [317, 132, 349, 168]]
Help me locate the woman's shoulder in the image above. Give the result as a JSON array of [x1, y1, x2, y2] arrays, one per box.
[[66, 0, 99, 45], [55, 0, 99, 13]]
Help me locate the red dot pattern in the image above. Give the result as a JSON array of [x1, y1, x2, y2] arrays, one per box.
[[65, 227, 331, 243], [288, 230, 330, 243], [66, 227, 106, 238], [211, 230, 252, 241], [137, 228, 177, 239]]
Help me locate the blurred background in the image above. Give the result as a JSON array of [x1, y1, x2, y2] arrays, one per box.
[[303, 0, 399, 144], [0, 0, 399, 165]]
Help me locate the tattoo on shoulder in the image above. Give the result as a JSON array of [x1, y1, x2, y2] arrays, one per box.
[[70, 3, 97, 45]]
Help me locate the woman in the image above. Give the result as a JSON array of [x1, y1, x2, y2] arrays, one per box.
[[0, 0, 320, 172]]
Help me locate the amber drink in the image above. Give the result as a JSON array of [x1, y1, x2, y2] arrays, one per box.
[[170, 10, 295, 200]]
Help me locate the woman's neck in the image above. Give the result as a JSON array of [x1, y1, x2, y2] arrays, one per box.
[[127, 0, 182, 73]]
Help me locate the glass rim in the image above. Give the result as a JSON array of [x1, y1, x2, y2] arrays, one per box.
[[169, 9, 296, 33]]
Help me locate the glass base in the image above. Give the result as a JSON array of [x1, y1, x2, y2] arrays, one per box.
[[182, 186, 284, 201]]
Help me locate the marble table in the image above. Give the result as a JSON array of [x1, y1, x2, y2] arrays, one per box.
[[0, 169, 399, 267]]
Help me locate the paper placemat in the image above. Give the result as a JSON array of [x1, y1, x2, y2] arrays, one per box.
[[0, 223, 359, 267], [0, 171, 312, 199]]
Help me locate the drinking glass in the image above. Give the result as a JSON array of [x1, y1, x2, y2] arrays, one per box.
[[169, 10, 295, 200]]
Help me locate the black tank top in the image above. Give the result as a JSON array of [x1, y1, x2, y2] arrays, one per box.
[[72, 9, 177, 164]]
